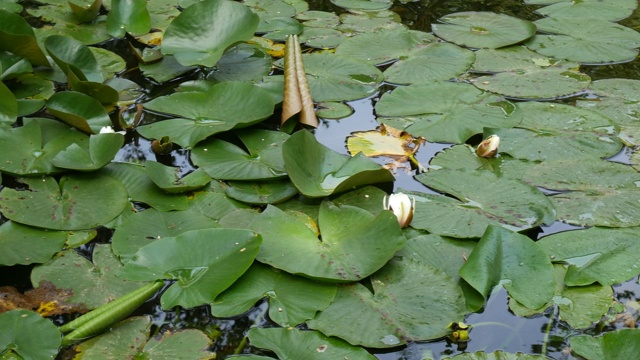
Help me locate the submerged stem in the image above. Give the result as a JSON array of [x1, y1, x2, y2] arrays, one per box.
[[541, 305, 559, 356]]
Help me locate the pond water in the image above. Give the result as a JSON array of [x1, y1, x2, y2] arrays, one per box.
[[2, 0, 640, 359]]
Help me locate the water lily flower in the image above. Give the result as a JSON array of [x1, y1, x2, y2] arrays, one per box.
[[383, 192, 415, 228], [99, 126, 126, 135], [476, 135, 500, 158]]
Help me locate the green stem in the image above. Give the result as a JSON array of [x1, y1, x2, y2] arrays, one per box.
[[541, 305, 558, 357]]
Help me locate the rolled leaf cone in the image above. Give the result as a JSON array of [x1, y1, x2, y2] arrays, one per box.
[[281, 34, 318, 127]]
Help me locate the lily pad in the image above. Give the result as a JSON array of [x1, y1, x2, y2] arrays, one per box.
[[471, 46, 590, 99], [415, 168, 556, 230], [307, 254, 466, 347], [446, 351, 549, 359], [106, 0, 150, 38], [526, 17, 640, 64], [552, 188, 640, 227], [0, 310, 61, 360], [538, 227, 640, 286], [282, 130, 394, 198], [29, 3, 111, 44], [0, 174, 129, 230], [570, 329, 640, 360], [31, 244, 148, 309], [335, 28, 437, 66], [119, 228, 262, 309], [44, 35, 103, 83], [432, 12, 536, 49], [161, 0, 259, 67], [101, 162, 189, 211], [249, 327, 376, 359], [0, 117, 87, 176], [52, 133, 124, 171], [189, 185, 250, 220], [0, 81, 17, 125], [384, 42, 474, 85], [526, 0, 637, 21], [337, 10, 404, 34], [375, 81, 522, 143], [225, 180, 298, 205], [315, 101, 353, 119], [191, 129, 288, 181], [111, 207, 219, 262], [211, 262, 337, 327], [46, 91, 112, 134], [138, 82, 275, 148], [0, 221, 69, 266], [459, 226, 555, 310], [206, 43, 272, 83], [249, 202, 406, 282], [0, 9, 49, 67], [145, 161, 210, 193], [509, 265, 613, 329], [330, 0, 392, 12]]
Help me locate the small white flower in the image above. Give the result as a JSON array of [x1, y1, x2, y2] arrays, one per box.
[[383, 192, 415, 228], [476, 135, 500, 158], [99, 126, 125, 135]]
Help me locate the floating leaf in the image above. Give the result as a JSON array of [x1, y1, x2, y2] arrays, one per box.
[[111, 207, 219, 262], [46, 91, 112, 134], [538, 227, 640, 286], [161, 0, 259, 67], [139, 82, 275, 148], [106, 0, 151, 38], [526, 17, 640, 64], [433, 12, 536, 49], [225, 180, 298, 205], [330, 0, 392, 12], [52, 133, 124, 171], [0, 310, 61, 360], [335, 28, 437, 65], [207, 43, 272, 83], [0, 81, 17, 125], [211, 263, 337, 327], [0, 174, 129, 230], [68, 0, 101, 23], [446, 351, 549, 359], [119, 228, 261, 309], [31, 244, 147, 309], [249, 327, 376, 360], [0, 118, 86, 176], [282, 34, 318, 127], [347, 124, 425, 159], [145, 161, 210, 193], [44, 35, 103, 83], [459, 226, 555, 309], [283, 130, 394, 197], [0, 221, 69, 266], [307, 254, 466, 347], [191, 129, 288, 181], [509, 265, 613, 329], [0, 9, 49, 67], [376, 81, 522, 143], [526, 0, 637, 21], [570, 329, 640, 360], [315, 101, 353, 119], [250, 202, 405, 282]]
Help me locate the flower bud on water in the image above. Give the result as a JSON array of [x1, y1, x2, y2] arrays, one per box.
[[476, 135, 500, 158], [383, 192, 415, 228]]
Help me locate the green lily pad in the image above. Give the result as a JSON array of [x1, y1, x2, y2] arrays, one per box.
[[432, 12, 536, 49], [375, 81, 522, 143], [250, 202, 406, 282], [335, 28, 436, 66], [299, 27, 345, 49], [139, 55, 197, 83], [225, 180, 298, 205], [119, 228, 261, 309], [31, 244, 148, 309], [337, 10, 404, 35], [0, 117, 87, 176], [446, 351, 549, 359], [459, 226, 555, 310], [8, 74, 55, 117], [307, 254, 466, 347], [44, 35, 103, 82], [111, 207, 219, 262], [161, 0, 259, 67], [0, 221, 69, 266], [73, 316, 215, 360], [471, 46, 590, 99], [315, 101, 353, 119], [330, 0, 392, 11], [138, 82, 275, 148], [52, 133, 124, 171], [0, 0, 22, 13], [0, 9, 49, 67], [415, 168, 556, 230], [492, 101, 621, 161], [0, 81, 17, 125], [538, 227, 640, 286], [145, 161, 210, 193], [526, 17, 640, 64], [0, 174, 129, 230], [384, 42, 475, 85], [509, 265, 613, 329], [577, 79, 640, 146], [0, 310, 61, 360], [68, 0, 101, 23], [101, 162, 189, 211], [0, 52, 32, 80], [189, 185, 250, 220], [570, 329, 640, 360], [211, 262, 337, 327], [282, 130, 394, 197], [106, 0, 150, 38], [526, 0, 637, 21], [191, 129, 288, 181], [552, 188, 640, 227], [46, 91, 112, 134], [29, 2, 111, 44], [206, 43, 272, 83]]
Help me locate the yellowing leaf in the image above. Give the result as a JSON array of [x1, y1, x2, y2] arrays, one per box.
[[347, 124, 424, 158]]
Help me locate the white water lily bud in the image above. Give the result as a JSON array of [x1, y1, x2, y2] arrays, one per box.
[[99, 126, 116, 134], [476, 135, 500, 158], [383, 192, 415, 228]]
